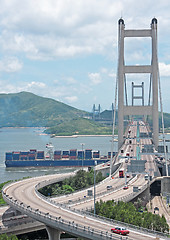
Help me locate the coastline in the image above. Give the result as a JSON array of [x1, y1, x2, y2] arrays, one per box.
[[53, 134, 115, 138], [2, 127, 170, 138]]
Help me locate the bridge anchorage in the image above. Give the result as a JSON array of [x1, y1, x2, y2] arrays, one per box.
[[1, 18, 170, 240]]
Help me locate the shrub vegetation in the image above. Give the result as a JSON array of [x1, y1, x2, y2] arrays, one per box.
[[95, 200, 169, 233], [39, 169, 104, 196]]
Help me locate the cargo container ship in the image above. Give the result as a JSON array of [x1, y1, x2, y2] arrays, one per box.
[[5, 143, 117, 168]]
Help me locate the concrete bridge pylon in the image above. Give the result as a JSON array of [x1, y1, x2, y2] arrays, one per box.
[[117, 18, 159, 149], [46, 225, 61, 240]]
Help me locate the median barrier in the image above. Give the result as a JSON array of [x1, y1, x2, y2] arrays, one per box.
[[2, 191, 127, 240], [2, 168, 168, 239], [34, 185, 169, 239]]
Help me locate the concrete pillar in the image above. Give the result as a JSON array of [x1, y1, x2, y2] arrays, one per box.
[[118, 19, 125, 149], [161, 176, 170, 194], [151, 18, 159, 148], [46, 225, 61, 240]]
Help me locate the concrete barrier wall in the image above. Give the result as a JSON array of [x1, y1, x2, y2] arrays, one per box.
[[161, 176, 170, 194]]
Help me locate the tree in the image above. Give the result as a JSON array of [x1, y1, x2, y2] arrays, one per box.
[[0, 234, 18, 240], [96, 171, 104, 183], [62, 185, 74, 194], [39, 169, 105, 197], [95, 200, 169, 233]]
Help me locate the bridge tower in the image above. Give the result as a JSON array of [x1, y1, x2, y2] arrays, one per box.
[[92, 104, 101, 120], [118, 18, 159, 149], [132, 82, 144, 106]]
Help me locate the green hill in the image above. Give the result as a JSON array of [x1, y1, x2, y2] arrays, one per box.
[[2, 91, 170, 135], [45, 118, 112, 136], [0, 92, 112, 135], [0, 92, 84, 127]]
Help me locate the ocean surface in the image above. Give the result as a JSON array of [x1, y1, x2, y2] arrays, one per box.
[[0, 128, 118, 183]]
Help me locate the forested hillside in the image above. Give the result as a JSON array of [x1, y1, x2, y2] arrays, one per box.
[[1, 92, 170, 135], [0, 92, 112, 135], [0, 92, 84, 127]]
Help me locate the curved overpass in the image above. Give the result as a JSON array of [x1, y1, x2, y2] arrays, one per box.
[[2, 172, 167, 240], [2, 121, 168, 239]]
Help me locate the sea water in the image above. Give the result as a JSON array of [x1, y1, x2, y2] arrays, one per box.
[[1, 127, 168, 184], [0, 128, 117, 183]]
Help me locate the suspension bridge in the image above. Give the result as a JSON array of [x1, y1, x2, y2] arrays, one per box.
[[1, 18, 170, 240]]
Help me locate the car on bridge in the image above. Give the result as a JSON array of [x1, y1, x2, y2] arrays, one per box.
[[123, 185, 128, 190], [107, 185, 112, 190], [111, 227, 129, 235]]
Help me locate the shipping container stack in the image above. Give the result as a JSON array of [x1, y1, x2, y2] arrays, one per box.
[[69, 149, 77, 160], [6, 152, 13, 161], [12, 152, 20, 160], [100, 155, 107, 159], [85, 149, 92, 160], [108, 152, 116, 159], [28, 149, 36, 160], [62, 150, 69, 159], [37, 151, 44, 160], [5, 148, 114, 162], [92, 151, 100, 159], [78, 150, 84, 159], [54, 150, 62, 160], [20, 151, 29, 160]]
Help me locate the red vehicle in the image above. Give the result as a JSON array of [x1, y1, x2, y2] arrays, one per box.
[[119, 170, 124, 178], [111, 227, 129, 235], [123, 185, 128, 190]]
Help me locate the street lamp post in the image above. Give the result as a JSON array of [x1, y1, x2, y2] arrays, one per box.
[[94, 160, 97, 216], [125, 171, 127, 186], [80, 143, 85, 170]]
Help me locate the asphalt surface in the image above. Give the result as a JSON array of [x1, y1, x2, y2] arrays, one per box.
[[2, 121, 169, 239]]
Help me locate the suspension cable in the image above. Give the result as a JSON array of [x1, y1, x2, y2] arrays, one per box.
[[124, 73, 128, 106], [148, 72, 152, 106], [110, 22, 121, 177], [158, 66, 169, 176], [154, 22, 169, 176], [110, 72, 118, 177]]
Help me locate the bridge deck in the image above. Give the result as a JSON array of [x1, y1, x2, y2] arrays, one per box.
[[1, 121, 169, 239]]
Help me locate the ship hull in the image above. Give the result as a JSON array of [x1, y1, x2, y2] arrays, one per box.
[[5, 159, 109, 168]]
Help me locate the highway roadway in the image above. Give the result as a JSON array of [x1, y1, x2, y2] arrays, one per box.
[[2, 121, 169, 239], [3, 173, 165, 240], [148, 196, 170, 226]]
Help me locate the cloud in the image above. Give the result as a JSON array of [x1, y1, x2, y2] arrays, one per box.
[[0, 57, 22, 72], [159, 62, 170, 77], [64, 96, 78, 103], [100, 68, 108, 73], [0, 0, 168, 63], [64, 77, 77, 84], [0, 0, 168, 62], [26, 81, 46, 89], [0, 0, 123, 60], [1, 1, 170, 113], [108, 71, 116, 78], [88, 73, 102, 85]]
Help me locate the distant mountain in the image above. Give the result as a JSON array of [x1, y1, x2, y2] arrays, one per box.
[[0, 92, 85, 127], [2, 91, 170, 135], [0, 92, 113, 135]]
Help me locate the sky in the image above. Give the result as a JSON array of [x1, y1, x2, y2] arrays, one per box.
[[0, 0, 170, 113]]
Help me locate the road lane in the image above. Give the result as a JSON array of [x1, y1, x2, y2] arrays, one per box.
[[2, 121, 168, 239]]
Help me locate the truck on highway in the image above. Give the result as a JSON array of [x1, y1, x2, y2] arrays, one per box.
[[144, 174, 149, 180], [119, 169, 124, 178]]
